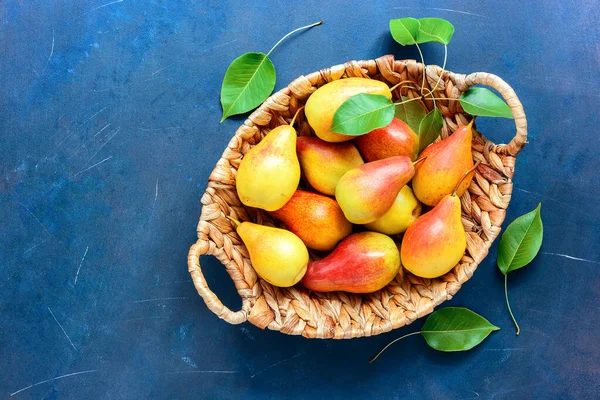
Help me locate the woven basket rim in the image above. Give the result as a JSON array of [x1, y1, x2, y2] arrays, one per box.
[[188, 55, 527, 339]]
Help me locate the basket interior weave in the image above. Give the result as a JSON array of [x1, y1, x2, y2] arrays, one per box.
[[188, 55, 527, 339]]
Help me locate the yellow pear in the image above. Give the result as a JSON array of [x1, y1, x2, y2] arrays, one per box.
[[305, 78, 392, 143], [231, 219, 308, 287], [365, 186, 422, 235], [236, 124, 300, 211]]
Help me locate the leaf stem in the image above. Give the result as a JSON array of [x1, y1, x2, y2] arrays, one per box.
[[390, 80, 420, 93], [430, 97, 459, 102], [266, 20, 323, 57], [429, 44, 448, 100], [389, 83, 402, 92], [505, 274, 520, 335], [393, 96, 422, 107], [369, 331, 421, 363], [415, 43, 427, 95]]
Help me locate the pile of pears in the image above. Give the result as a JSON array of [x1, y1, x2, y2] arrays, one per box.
[[233, 77, 477, 293]]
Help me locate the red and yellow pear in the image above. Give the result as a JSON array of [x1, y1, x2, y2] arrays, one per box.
[[302, 232, 401, 293], [305, 78, 392, 143], [335, 156, 421, 224], [412, 121, 475, 206], [354, 118, 419, 161], [401, 162, 480, 278], [269, 190, 352, 251], [296, 137, 364, 196]]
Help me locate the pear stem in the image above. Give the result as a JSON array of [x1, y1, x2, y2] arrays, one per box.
[[290, 106, 304, 128], [266, 20, 323, 57], [505, 274, 521, 335], [414, 43, 427, 96], [225, 216, 241, 227], [413, 155, 427, 166], [427, 44, 448, 101], [451, 160, 481, 196], [369, 331, 421, 363]]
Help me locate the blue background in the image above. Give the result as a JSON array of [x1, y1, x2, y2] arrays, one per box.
[[1, 0, 599, 398]]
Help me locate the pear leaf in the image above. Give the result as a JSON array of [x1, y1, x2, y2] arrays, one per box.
[[370, 307, 500, 362], [497, 204, 544, 335], [416, 18, 455, 45], [421, 307, 500, 352], [220, 52, 276, 122], [395, 96, 427, 134], [418, 108, 443, 152], [331, 94, 394, 135], [219, 20, 323, 122], [459, 87, 514, 119], [389, 18, 421, 45], [497, 204, 544, 275]]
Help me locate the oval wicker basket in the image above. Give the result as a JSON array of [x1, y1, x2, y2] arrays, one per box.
[[188, 55, 527, 339]]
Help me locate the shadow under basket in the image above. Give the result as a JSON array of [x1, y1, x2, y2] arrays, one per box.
[[187, 55, 527, 339]]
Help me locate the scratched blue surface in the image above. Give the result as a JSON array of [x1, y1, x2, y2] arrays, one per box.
[[1, 0, 599, 398]]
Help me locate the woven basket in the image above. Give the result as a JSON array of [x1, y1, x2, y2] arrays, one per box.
[[188, 55, 527, 339]]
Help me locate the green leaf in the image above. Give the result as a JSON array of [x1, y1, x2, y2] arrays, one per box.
[[395, 96, 427, 134], [415, 18, 455, 45], [220, 52, 276, 122], [497, 204, 543, 275], [459, 87, 514, 119], [331, 94, 394, 135], [389, 18, 421, 45], [421, 307, 500, 352], [418, 108, 443, 152]]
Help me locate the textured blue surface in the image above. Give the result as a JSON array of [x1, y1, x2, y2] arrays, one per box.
[[1, 0, 599, 399]]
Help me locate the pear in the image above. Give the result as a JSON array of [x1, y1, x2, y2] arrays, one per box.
[[302, 232, 401, 293], [335, 156, 418, 224], [365, 186, 422, 235], [400, 162, 479, 278], [305, 78, 392, 143], [354, 118, 419, 162], [269, 190, 352, 251], [296, 137, 364, 195], [236, 123, 300, 211], [230, 219, 308, 287], [412, 121, 475, 206]]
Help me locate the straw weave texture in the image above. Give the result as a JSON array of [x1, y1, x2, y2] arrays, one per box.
[[187, 55, 527, 339]]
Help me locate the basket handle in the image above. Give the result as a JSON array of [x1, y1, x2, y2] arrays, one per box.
[[461, 72, 527, 156], [187, 239, 249, 324]]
